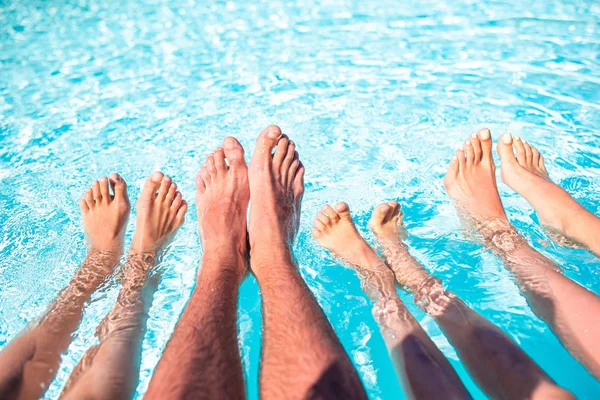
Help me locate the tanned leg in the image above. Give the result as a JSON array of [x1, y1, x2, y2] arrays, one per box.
[[444, 128, 600, 380], [145, 138, 249, 400], [248, 126, 367, 400], [60, 172, 187, 400], [0, 174, 130, 400], [369, 199, 573, 399], [498, 135, 600, 257], [312, 202, 471, 399]]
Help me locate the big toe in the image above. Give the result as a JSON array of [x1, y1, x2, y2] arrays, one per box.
[[141, 171, 164, 201], [223, 136, 246, 169], [497, 134, 518, 168], [334, 202, 351, 221], [370, 203, 390, 228], [252, 125, 283, 164]]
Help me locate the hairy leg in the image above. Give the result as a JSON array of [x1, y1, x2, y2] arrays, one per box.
[[0, 174, 130, 400], [498, 135, 600, 257], [61, 172, 187, 400], [444, 128, 600, 380], [370, 200, 573, 399], [313, 202, 471, 399], [249, 126, 367, 400], [145, 138, 249, 400]]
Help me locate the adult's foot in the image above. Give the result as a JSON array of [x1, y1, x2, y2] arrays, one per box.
[[196, 137, 250, 274], [443, 128, 509, 229], [80, 173, 131, 256], [248, 126, 305, 265], [497, 134, 600, 254], [131, 172, 187, 254]]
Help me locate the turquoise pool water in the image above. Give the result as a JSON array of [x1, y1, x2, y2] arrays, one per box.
[[1, 0, 599, 398]]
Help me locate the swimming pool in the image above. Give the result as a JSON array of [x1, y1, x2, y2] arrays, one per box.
[[1, 0, 599, 398]]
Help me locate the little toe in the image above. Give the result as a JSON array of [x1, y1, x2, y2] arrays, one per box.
[[175, 200, 188, 226], [80, 197, 89, 213], [200, 166, 211, 187], [141, 172, 164, 201], [195, 172, 206, 193], [311, 227, 322, 238], [84, 188, 95, 210], [171, 192, 183, 210]]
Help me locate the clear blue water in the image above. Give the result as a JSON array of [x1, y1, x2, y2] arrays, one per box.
[[1, 0, 600, 398]]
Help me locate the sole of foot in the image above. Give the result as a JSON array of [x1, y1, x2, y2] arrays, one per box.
[[130, 172, 187, 255], [196, 137, 250, 272], [443, 128, 509, 227], [81, 173, 131, 255], [247, 126, 305, 266]]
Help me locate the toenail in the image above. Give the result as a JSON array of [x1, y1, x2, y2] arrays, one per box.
[[151, 172, 163, 182], [224, 137, 236, 147], [471, 133, 477, 138], [267, 128, 281, 139], [479, 128, 491, 140], [465, 141, 471, 145], [451, 156, 458, 161], [502, 133, 512, 144], [514, 136, 520, 141]]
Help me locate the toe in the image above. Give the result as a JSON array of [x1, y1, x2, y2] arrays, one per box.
[[196, 172, 206, 193], [311, 227, 322, 238], [109, 173, 127, 201], [223, 137, 246, 169], [80, 197, 89, 213], [287, 159, 300, 188], [370, 203, 390, 228], [497, 134, 518, 167], [99, 177, 110, 201], [456, 148, 466, 172], [141, 172, 164, 201], [387, 200, 401, 222], [444, 156, 459, 188], [157, 176, 173, 201], [316, 211, 331, 226], [478, 128, 493, 160], [171, 192, 183, 210], [206, 155, 217, 178], [280, 142, 296, 182], [463, 140, 474, 166], [523, 140, 533, 164], [253, 125, 283, 164], [292, 162, 305, 199], [532, 147, 540, 166], [200, 165, 211, 187], [92, 180, 101, 203], [334, 202, 351, 221], [214, 148, 227, 173], [84, 188, 95, 209], [539, 153, 548, 174], [175, 200, 187, 226], [513, 136, 526, 165], [273, 135, 289, 169], [469, 133, 482, 162], [321, 204, 340, 221], [166, 183, 177, 204], [314, 219, 327, 232]]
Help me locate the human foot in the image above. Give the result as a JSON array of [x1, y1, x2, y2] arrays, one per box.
[[443, 128, 509, 227], [130, 172, 187, 254], [312, 202, 395, 293], [496, 134, 600, 253], [247, 126, 305, 261], [81, 173, 131, 255], [368, 200, 407, 243], [196, 137, 250, 269]]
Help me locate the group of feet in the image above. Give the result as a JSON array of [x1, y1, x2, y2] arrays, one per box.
[[1, 126, 599, 400]]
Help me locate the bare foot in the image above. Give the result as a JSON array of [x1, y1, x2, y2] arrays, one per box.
[[247, 126, 305, 264], [368, 200, 406, 243], [196, 137, 250, 272], [130, 172, 187, 254], [81, 173, 131, 255], [311, 202, 377, 267], [443, 128, 509, 226], [497, 134, 600, 254]]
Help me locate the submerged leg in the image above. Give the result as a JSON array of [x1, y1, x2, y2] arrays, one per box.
[[369, 199, 573, 399], [61, 172, 187, 400], [498, 135, 600, 257], [145, 138, 249, 399], [0, 174, 130, 400], [313, 202, 471, 399], [248, 126, 367, 400], [444, 128, 600, 380]]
